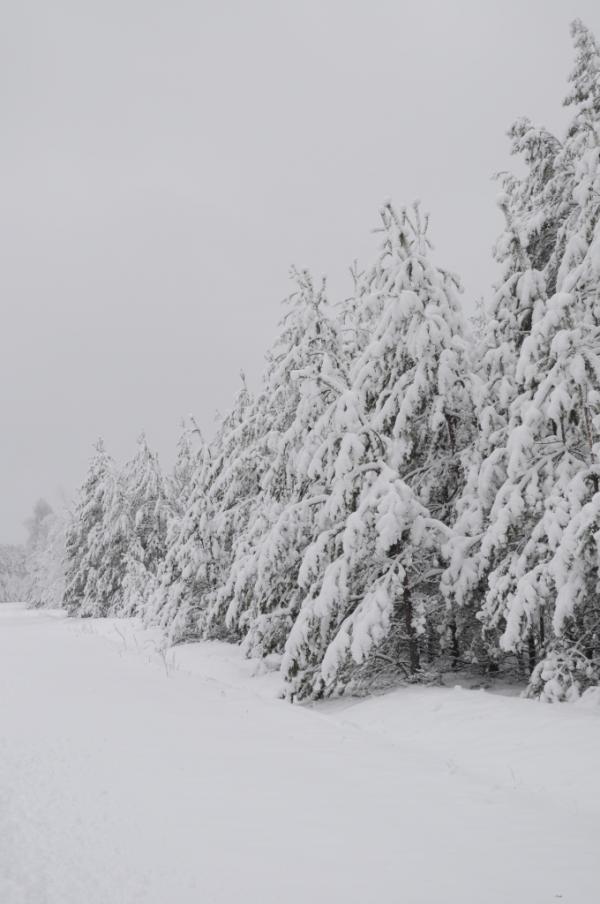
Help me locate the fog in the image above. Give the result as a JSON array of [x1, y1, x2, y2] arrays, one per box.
[[1, 0, 598, 542]]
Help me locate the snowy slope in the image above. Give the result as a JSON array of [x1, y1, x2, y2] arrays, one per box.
[[0, 603, 598, 904]]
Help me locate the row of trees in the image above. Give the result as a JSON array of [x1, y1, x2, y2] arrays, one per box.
[[29, 20, 600, 702]]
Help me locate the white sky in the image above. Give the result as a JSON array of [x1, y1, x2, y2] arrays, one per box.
[[2, 0, 600, 543]]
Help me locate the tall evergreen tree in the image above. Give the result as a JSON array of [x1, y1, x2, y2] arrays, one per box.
[[118, 434, 170, 616], [0, 544, 26, 602], [442, 205, 547, 665], [446, 19, 600, 695], [149, 378, 257, 642], [167, 417, 202, 517], [23, 499, 67, 609], [64, 440, 129, 617], [221, 269, 346, 657], [282, 204, 474, 699], [126, 435, 170, 569]]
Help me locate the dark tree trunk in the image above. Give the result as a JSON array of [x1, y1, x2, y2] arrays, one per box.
[[450, 620, 460, 670], [528, 633, 536, 675], [427, 621, 437, 664], [404, 586, 421, 674]]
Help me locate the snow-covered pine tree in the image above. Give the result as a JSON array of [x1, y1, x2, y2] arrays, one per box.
[[64, 439, 109, 615], [167, 417, 202, 517], [0, 544, 26, 602], [127, 434, 169, 568], [148, 377, 257, 642], [441, 23, 599, 667], [449, 19, 600, 697], [23, 498, 54, 606], [495, 119, 566, 293], [519, 24, 600, 698], [145, 430, 211, 641], [564, 19, 600, 122], [195, 374, 274, 640], [141, 419, 202, 629], [220, 269, 346, 657], [114, 433, 171, 617], [64, 440, 130, 617], [441, 200, 547, 667], [282, 203, 474, 699], [480, 207, 600, 695], [516, 271, 600, 699], [23, 499, 67, 609]]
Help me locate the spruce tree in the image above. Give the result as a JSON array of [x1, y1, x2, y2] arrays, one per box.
[[128, 435, 169, 566], [149, 378, 257, 642], [221, 269, 346, 657], [64, 440, 129, 617], [282, 204, 474, 698], [442, 206, 547, 666], [167, 418, 202, 517], [23, 499, 67, 609], [448, 20, 600, 695], [0, 545, 26, 602]]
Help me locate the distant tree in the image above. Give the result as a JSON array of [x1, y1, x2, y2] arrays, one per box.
[[23, 499, 67, 609], [0, 544, 26, 603]]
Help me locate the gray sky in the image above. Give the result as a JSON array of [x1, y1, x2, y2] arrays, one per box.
[[2, 0, 599, 543]]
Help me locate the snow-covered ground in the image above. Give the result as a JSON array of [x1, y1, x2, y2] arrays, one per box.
[[1, 603, 599, 904]]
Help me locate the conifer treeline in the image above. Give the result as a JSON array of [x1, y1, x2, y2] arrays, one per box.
[[34, 20, 600, 701]]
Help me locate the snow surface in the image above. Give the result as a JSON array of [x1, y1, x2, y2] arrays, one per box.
[[1, 603, 599, 904]]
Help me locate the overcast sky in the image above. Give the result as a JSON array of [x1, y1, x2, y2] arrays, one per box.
[[2, 0, 600, 543]]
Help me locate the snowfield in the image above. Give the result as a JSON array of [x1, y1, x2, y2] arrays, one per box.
[[1, 604, 599, 904]]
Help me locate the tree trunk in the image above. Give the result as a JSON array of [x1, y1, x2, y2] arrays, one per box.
[[450, 620, 460, 670], [427, 621, 436, 664], [528, 633, 536, 675], [404, 586, 420, 674]]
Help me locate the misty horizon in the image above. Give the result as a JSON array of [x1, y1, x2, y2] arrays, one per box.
[[3, 0, 599, 543]]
